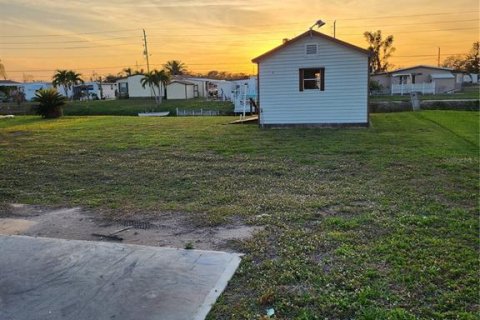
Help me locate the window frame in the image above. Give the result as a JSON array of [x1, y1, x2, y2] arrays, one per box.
[[299, 68, 325, 92]]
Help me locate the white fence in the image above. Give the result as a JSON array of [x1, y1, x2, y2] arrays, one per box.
[[176, 108, 220, 116], [391, 82, 435, 95]]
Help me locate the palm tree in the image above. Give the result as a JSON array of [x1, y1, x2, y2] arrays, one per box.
[[164, 60, 186, 76], [156, 69, 170, 100], [122, 67, 133, 77], [52, 70, 69, 98], [52, 69, 83, 99], [33, 88, 66, 118], [364, 30, 395, 74], [141, 69, 170, 104], [66, 70, 84, 99]]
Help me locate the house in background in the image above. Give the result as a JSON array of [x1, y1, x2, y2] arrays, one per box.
[[172, 76, 235, 100], [371, 65, 464, 95], [22, 82, 55, 100], [231, 76, 257, 113], [100, 82, 117, 100], [166, 80, 196, 99], [116, 74, 159, 99], [72, 82, 101, 100], [252, 29, 369, 127]]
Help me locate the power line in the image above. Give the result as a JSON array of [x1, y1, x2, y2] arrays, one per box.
[[338, 18, 479, 29], [1, 43, 138, 50], [0, 36, 141, 45], [337, 10, 479, 21], [338, 27, 478, 36], [395, 53, 467, 57], [7, 62, 255, 73], [0, 28, 141, 38], [2, 10, 478, 39]]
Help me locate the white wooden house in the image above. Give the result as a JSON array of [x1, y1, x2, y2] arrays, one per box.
[[252, 30, 370, 127], [371, 65, 463, 95]]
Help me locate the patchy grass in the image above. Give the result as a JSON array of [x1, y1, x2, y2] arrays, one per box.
[[0, 111, 478, 319]]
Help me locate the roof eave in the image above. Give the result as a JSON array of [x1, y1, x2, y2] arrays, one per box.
[[252, 30, 370, 63]]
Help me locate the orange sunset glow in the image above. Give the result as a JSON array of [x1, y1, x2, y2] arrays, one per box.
[[1, 0, 479, 82]]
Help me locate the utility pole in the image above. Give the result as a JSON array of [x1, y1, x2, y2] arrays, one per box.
[[143, 29, 157, 103], [437, 47, 441, 67], [333, 20, 336, 38], [143, 29, 150, 74]]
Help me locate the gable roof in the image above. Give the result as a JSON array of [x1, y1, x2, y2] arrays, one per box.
[[169, 80, 195, 86], [0, 80, 20, 85], [375, 65, 455, 75], [252, 30, 370, 63]]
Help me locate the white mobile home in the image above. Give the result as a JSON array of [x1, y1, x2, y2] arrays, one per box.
[[252, 30, 370, 127], [371, 65, 463, 95], [116, 74, 159, 99], [100, 83, 117, 99], [173, 77, 233, 100], [22, 82, 54, 101]]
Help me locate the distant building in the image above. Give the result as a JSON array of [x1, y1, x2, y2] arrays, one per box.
[[115, 74, 159, 99], [371, 65, 464, 95], [100, 83, 117, 100], [166, 80, 196, 100]]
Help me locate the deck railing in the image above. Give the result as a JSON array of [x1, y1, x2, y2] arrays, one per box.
[[391, 83, 435, 95]]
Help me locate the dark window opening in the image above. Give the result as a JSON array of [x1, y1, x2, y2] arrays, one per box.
[[299, 68, 324, 91]]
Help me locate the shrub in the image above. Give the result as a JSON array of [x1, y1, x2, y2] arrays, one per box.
[[33, 88, 66, 118], [369, 80, 383, 94]]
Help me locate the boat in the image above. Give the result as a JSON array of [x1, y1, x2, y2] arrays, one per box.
[[138, 111, 170, 117]]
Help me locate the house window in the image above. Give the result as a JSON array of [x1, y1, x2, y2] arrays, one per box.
[[299, 68, 325, 91]]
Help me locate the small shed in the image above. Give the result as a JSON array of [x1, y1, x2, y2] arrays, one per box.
[[252, 30, 369, 127], [166, 80, 196, 100]]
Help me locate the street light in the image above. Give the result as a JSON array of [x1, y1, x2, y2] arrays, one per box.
[[309, 20, 326, 30]]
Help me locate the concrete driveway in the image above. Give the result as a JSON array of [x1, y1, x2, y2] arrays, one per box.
[[0, 235, 241, 320]]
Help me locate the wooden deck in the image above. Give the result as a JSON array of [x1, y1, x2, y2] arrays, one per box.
[[229, 115, 258, 124]]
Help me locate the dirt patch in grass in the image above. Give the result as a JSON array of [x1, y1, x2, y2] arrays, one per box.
[[0, 203, 263, 251]]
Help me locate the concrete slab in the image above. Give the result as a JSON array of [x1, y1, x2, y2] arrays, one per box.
[[0, 235, 242, 320]]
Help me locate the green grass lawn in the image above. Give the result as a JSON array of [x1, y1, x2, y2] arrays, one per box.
[[0, 98, 234, 116], [372, 85, 480, 102], [64, 98, 234, 116], [0, 111, 478, 319]]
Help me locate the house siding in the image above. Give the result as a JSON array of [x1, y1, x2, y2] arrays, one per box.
[[167, 82, 195, 99], [373, 66, 459, 94], [258, 36, 368, 125]]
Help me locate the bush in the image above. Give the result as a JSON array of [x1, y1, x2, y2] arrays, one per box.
[[33, 88, 66, 118], [369, 80, 383, 94]]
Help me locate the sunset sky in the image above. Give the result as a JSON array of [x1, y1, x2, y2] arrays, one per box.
[[1, 0, 479, 82]]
